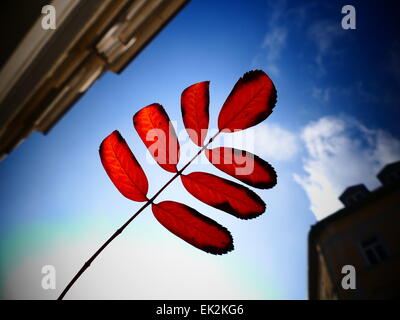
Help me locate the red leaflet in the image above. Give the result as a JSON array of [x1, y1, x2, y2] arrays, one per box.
[[205, 147, 277, 189], [60, 70, 280, 299], [133, 103, 180, 173], [152, 201, 233, 255], [99, 131, 148, 201], [181, 172, 265, 219], [218, 70, 277, 131], [181, 81, 210, 146]]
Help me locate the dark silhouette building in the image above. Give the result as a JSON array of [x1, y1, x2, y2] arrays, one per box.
[[0, 0, 188, 160], [308, 161, 400, 299]]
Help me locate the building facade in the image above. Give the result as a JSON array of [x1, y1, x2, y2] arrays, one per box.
[[309, 161, 400, 299], [0, 0, 189, 160]]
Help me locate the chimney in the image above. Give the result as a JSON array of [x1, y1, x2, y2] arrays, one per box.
[[339, 184, 370, 207], [377, 161, 400, 186]]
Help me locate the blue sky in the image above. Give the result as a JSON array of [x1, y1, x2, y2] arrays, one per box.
[[1, 0, 399, 299]]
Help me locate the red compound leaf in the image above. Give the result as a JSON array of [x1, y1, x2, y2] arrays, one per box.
[[181, 172, 266, 219], [218, 70, 277, 132], [99, 130, 148, 202], [205, 147, 277, 189], [181, 81, 210, 146], [152, 201, 234, 255], [133, 103, 180, 173]]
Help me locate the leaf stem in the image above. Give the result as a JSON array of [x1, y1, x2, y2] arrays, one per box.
[[57, 130, 221, 300]]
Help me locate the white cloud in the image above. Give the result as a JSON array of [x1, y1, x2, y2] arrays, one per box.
[[308, 20, 345, 74], [312, 86, 331, 103], [309, 20, 339, 53], [262, 27, 287, 76], [252, 1, 288, 76], [294, 116, 400, 220], [220, 123, 299, 162]]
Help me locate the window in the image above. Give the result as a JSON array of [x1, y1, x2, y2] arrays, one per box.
[[361, 237, 388, 266]]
